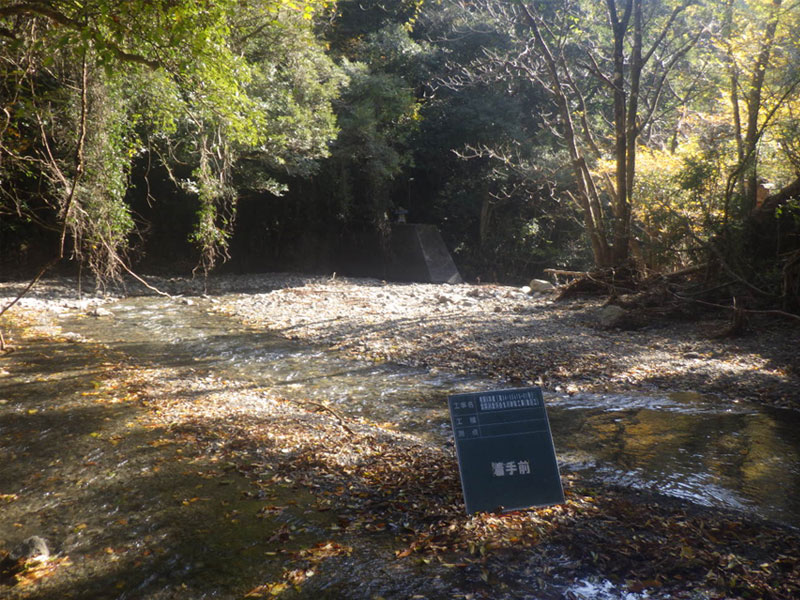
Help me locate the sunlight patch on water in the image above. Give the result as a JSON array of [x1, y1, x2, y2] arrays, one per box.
[[551, 391, 757, 415]]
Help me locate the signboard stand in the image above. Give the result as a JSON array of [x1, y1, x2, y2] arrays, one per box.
[[448, 387, 563, 514]]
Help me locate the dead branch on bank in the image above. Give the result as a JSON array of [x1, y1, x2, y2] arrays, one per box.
[[669, 291, 800, 323], [0, 258, 60, 352], [102, 240, 174, 300], [552, 265, 640, 300], [547, 257, 800, 328], [277, 396, 355, 436], [0, 259, 59, 322]]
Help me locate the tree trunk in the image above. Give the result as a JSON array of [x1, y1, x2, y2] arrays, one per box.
[[751, 175, 800, 221], [723, 0, 745, 216], [479, 195, 492, 252], [742, 0, 782, 215], [521, 3, 612, 267], [608, 0, 633, 266]]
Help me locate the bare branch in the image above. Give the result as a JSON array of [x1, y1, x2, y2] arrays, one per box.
[[0, 257, 60, 321], [642, 3, 686, 65]]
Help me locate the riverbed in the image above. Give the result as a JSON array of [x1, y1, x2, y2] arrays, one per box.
[[1, 274, 799, 599], [55, 293, 800, 528]]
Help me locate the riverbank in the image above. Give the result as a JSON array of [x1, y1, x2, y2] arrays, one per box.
[[1, 274, 799, 599]]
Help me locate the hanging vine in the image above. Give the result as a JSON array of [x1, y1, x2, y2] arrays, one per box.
[[190, 129, 237, 280]]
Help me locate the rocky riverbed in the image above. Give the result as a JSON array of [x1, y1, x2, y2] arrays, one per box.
[[1, 273, 799, 599], [2, 271, 798, 407], [204, 274, 798, 409]]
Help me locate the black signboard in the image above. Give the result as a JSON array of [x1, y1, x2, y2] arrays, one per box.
[[448, 387, 563, 514]]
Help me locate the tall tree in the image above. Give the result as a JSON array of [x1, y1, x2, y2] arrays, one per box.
[[443, 0, 706, 268], [719, 0, 800, 220]]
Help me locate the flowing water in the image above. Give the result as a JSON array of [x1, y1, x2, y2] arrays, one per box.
[[59, 295, 800, 529]]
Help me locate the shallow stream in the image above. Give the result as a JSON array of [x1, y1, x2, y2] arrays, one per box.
[[60, 295, 800, 529]]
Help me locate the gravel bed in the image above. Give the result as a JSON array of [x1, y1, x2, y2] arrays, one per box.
[[2, 272, 798, 407], [210, 274, 799, 408]]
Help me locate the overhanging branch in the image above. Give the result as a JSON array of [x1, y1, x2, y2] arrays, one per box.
[[1, 3, 162, 69]]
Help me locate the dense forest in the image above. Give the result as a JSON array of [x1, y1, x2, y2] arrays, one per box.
[[1, 0, 799, 310]]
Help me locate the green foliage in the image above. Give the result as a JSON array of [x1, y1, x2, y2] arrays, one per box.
[[73, 73, 139, 279], [1, 0, 341, 279], [301, 22, 422, 231], [2, 0, 799, 291], [238, 10, 345, 180], [402, 1, 587, 280], [776, 198, 800, 228]]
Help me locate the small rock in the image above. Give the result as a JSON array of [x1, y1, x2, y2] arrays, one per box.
[[683, 352, 701, 359], [597, 305, 628, 329], [180, 298, 195, 306], [529, 278, 555, 293], [520, 286, 532, 295], [64, 300, 90, 310], [10, 536, 50, 562], [60, 332, 84, 343], [88, 306, 113, 318]]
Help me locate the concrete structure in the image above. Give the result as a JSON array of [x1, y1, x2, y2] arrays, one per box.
[[385, 224, 462, 284], [335, 224, 462, 284]]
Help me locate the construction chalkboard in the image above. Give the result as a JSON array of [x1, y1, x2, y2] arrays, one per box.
[[448, 387, 564, 514]]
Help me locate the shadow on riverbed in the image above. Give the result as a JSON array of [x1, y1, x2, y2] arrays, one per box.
[[1, 325, 482, 599], [0, 334, 349, 599]]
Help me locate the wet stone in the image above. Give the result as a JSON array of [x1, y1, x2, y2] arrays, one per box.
[[10, 536, 50, 562]]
